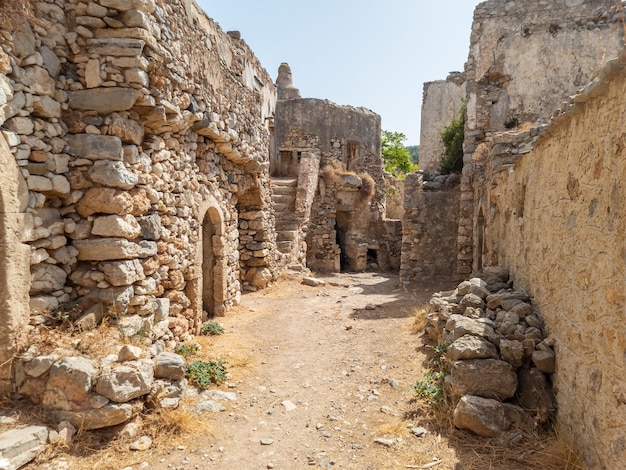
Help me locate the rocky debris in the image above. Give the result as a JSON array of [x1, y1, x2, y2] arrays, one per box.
[[302, 277, 326, 287], [16, 346, 189, 431], [425, 267, 556, 437], [0, 426, 50, 470]]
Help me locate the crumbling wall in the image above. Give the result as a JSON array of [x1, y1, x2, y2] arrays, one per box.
[[459, 0, 625, 275], [480, 52, 626, 469], [419, 73, 464, 174], [400, 172, 461, 284], [0, 0, 278, 394]]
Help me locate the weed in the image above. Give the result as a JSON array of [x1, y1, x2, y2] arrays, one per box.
[[200, 321, 224, 336], [428, 342, 450, 369], [186, 359, 227, 389], [174, 343, 199, 357], [411, 370, 446, 405]]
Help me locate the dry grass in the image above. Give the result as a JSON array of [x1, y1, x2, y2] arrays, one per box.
[[410, 306, 430, 333], [320, 160, 376, 202]]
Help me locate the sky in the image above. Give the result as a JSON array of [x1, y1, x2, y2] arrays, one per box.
[[196, 1, 482, 145]]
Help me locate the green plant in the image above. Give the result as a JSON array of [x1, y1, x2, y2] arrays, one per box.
[[200, 321, 224, 336], [440, 103, 466, 174], [381, 130, 418, 178], [175, 343, 199, 357], [186, 359, 228, 389], [411, 370, 446, 405], [428, 342, 450, 369]]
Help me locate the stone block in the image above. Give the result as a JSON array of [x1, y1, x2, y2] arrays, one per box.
[[30, 264, 67, 295], [48, 403, 133, 430], [86, 38, 145, 57], [447, 335, 498, 361], [531, 349, 556, 374], [43, 357, 97, 410], [100, 259, 145, 286], [89, 160, 138, 189], [92, 214, 141, 239], [66, 134, 123, 161], [32, 96, 61, 118], [154, 352, 186, 381], [95, 360, 154, 402], [68, 88, 141, 114], [451, 359, 518, 400], [0, 426, 49, 470], [74, 238, 157, 261], [77, 187, 134, 217]]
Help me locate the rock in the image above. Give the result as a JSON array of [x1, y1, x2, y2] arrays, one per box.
[[499, 339, 525, 367], [281, 400, 297, 411], [480, 267, 510, 283], [66, 134, 123, 161], [445, 315, 497, 342], [30, 264, 67, 295], [32, 95, 61, 118], [74, 238, 157, 261], [24, 356, 56, 378], [518, 368, 556, 415], [459, 293, 485, 312], [92, 214, 142, 239], [130, 436, 152, 451], [510, 302, 534, 318], [27, 175, 52, 192], [99, 259, 145, 286], [531, 349, 556, 374], [302, 277, 325, 287], [451, 359, 518, 400], [154, 352, 186, 381], [42, 357, 98, 410], [446, 335, 498, 361], [120, 422, 141, 439], [68, 88, 141, 114], [108, 115, 144, 144], [453, 395, 511, 437], [195, 400, 225, 413], [373, 438, 395, 447], [0, 426, 49, 470], [138, 214, 162, 240], [411, 427, 428, 437], [57, 420, 76, 444], [89, 160, 139, 190], [118, 345, 143, 362], [77, 187, 135, 217], [260, 438, 274, 445], [48, 403, 133, 430], [486, 291, 529, 310], [147, 379, 186, 409], [95, 360, 154, 402]]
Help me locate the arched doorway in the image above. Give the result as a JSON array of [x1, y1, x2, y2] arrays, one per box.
[[190, 197, 227, 320], [0, 135, 30, 396]]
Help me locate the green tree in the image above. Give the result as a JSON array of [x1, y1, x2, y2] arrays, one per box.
[[406, 145, 420, 165], [381, 130, 418, 178], [440, 104, 465, 174]]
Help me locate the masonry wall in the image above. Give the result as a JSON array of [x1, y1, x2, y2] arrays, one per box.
[[459, 0, 625, 275], [419, 74, 464, 174], [0, 0, 278, 391], [481, 52, 626, 469]]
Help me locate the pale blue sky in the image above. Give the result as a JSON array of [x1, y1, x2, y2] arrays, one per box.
[[197, 1, 482, 145]]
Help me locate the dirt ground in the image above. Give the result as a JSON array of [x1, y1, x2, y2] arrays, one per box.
[[21, 272, 574, 470]]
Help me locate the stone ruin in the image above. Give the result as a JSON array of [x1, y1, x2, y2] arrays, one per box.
[[0, 0, 624, 468], [406, 0, 626, 467]]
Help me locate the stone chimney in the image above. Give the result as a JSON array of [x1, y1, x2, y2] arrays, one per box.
[[276, 62, 301, 100]]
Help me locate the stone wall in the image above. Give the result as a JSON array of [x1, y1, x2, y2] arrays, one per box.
[[400, 172, 461, 285], [419, 73, 464, 174], [477, 50, 626, 469], [0, 0, 279, 393], [458, 0, 625, 276]]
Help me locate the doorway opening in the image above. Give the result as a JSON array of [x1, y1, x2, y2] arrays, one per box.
[[367, 248, 378, 269], [335, 210, 350, 272], [202, 214, 216, 316]]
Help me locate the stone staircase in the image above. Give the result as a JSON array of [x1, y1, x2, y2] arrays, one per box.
[[270, 177, 301, 255]]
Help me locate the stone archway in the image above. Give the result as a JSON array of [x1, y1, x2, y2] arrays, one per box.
[[189, 196, 227, 320], [0, 134, 30, 396]]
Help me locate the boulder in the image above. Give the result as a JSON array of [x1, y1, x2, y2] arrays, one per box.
[[43, 357, 98, 410], [531, 349, 556, 374], [453, 395, 529, 437], [95, 360, 154, 402], [451, 359, 518, 400], [30, 264, 67, 294], [499, 339, 525, 367], [154, 352, 186, 381], [48, 403, 133, 430], [77, 187, 134, 217], [518, 368, 556, 415], [68, 88, 141, 114], [99, 259, 145, 286], [92, 214, 142, 239], [89, 160, 138, 190], [74, 238, 157, 261], [459, 293, 485, 312], [445, 315, 497, 342], [118, 345, 143, 362], [446, 335, 498, 361], [66, 134, 123, 161]]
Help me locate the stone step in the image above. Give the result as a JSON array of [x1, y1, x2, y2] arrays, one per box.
[[271, 177, 298, 186], [273, 202, 295, 213], [277, 230, 298, 241], [273, 194, 295, 204], [277, 241, 293, 253], [271, 185, 298, 196]]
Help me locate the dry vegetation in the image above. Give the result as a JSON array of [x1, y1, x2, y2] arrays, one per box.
[[0, 0, 35, 32], [320, 160, 376, 200]]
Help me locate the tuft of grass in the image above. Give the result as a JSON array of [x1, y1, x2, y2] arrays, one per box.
[[141, 408, 217, 444], [410, 306, 429, 333], [200, 321, 224, 336], [174, 342, 199, 357], [186, 359, 227, 389]]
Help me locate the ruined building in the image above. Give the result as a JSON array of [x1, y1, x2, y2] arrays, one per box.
[[273, 63, 402, 273], [408, 0, 626, 467]]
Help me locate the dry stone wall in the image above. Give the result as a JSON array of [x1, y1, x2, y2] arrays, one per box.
[[478, 51, 626, 469], [0, 0, 279, 395]]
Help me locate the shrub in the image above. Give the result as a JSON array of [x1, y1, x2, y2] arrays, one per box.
[[174, 343, 199, 357], [440, 103, 466, 174], [186, 359, 227, 389], [200, 321, 224, 336], [411, 370, 446, 405]]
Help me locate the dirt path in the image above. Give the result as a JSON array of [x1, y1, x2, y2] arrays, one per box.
[[153, 272, 457, 470]]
